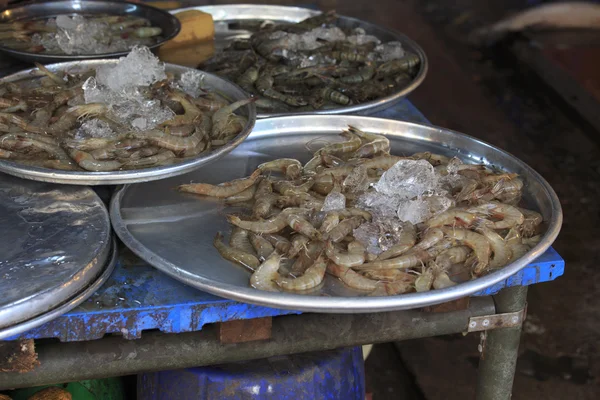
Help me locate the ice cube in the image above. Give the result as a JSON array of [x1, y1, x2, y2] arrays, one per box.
[[353, 222, 383, 255], [55, 15, 111, 55], [396, 198, 431, 224], [347, 34, 380, 46], [375, 159, 438, 199], [356, 191, 402, 220], [321, 192, 346, 212], [131, 117, 147, 130], [374, 41, 405, 62], [75, 119, 114, 139], [95, 46, 166, 91], [309, 27, 346, 42], [179, 70, 205, 98], [343, 165, 369, 193], [55, 15, 78, 30]]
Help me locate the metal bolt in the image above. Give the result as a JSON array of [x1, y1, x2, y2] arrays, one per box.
[[482, 319, 490, 327], [511, 316, 519, 324], [469, 321, 477, 328]]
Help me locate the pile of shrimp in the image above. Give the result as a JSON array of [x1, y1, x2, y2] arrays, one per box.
[[200, 11, 421, 113], [0, 63, 252, 172], [179, 126, 544, 296], [0, 14, 163, 55]]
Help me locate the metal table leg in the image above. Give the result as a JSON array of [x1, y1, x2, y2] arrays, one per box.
[[476, 286, 528, 400]]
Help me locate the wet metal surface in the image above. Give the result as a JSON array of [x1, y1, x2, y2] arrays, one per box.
[[0, 173, 111, 330]]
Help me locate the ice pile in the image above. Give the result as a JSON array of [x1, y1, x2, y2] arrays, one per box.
[[177, 70, 205, 98], [346, 34, 380, 46], [321, 192, 346, 212], [82, 46, 174, 131], [54, 15, 116, 55], [353, 219, 407, 255], [74, 119, 114, 139], [268, 26, 346, 53], [369, 42, 405, 62], [358, 159, 454, 225]]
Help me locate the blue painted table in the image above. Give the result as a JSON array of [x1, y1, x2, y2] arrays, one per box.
[[3, 99, 565, 343]]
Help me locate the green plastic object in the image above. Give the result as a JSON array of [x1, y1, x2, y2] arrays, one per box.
[[6, 378, 124, 400]]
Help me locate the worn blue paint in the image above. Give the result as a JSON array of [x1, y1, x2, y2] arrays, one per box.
[[138, 347, 365, 400], [2, 99, 564, 342]]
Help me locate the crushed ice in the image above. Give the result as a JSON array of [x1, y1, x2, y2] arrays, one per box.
[[82, 46, 174, 130], [321, 192, 346, 212], [177, 70, 205, 98], [75, 119, 114, 139]]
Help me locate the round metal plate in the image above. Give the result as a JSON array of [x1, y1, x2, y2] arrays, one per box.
[[110, 116, 562, 313], [0, 239, 117, 340], [0, 60, 256, 185], [0, 173, 111, 329], [0, 0, 181, 64], [172, 4, 428, 118]]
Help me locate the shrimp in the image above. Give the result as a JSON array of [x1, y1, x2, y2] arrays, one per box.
[[313, 130, 362, 156], [371, 275, 416, 295], [353, 250, 431, 271], [273, 178, 314, 196], [230, 227, 257, 256], [303, 154, 322, 176], [227, 208, 309, 234], [225, 184, 258, 204], [376, 54, 420, 76], [263, 234, 292, 254], [258, 158, 302, 179], [363, 269, 413, 282], [415, 267, 435, 292], [440, 227, 491, 275], [467, 202, 524, 230], [435, 246, 472, 270], [410, 228, 445, 252], [135, 127, 204, 152], [348, 240, 366, 255], [211, 98, 255, 139], [432, 270, 457, 290], [476, 225, 510, 269], [519, 207, 543, 237], [377, 222, 417, 260], [124, 150, 176, 168], [287, 214, 322, 240], [320, 211, 340, 233], [253, 179, 277, 218], [133, 27, 162, 38], [356, 155, 405, 170], [179, 169, 261, 198], [411, 152, 450, 166], [214, 232, 260, 271], [288, 234, 310, 258], [327, 262, 378, 291], [277, 255, 327, 291], [291, 241, 324, 276], [45, 104, 107, 135], [34, 63, 66, 87], [338, 208, 372, 221], [426, 209, 481, 228], [249, 232, 275, 261], [69, 149, 122, 171], [325, 241, 365, 267], [325, 216, 364, 243], [250, 253, 282, 292]]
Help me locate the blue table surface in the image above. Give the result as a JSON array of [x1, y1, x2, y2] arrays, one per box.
[[4, 99, 565, 342]]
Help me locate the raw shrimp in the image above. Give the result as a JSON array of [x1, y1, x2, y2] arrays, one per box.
[[225, 184, 258, 204], [377, 222, 417, 260], [250, 252, 282, 292], [440, 227, 491, 275], [325, 216, 364, 243], [211, 98, 255, 139], [258, 158, 302, 179], [415, 267, 435, 292], [287, 214, 322, 240], [410, 228, 445, 252], [435, 246, 471, 270], [519, 207, 543, 237], [426, 209, 481, 228], [467, 202, 524, 230], [325, 241, 365, 267], [313, 130, 361, 156], [327, 262, 378, 291], [69, 149, 122, 171], [253, 179, 277, 218], [277, 255, 327, 291], [476, 225, 510, 269], [288, 234, 310, 258], [320, 211, 340, 233], [227, 208, 309, 234], [229, 227, 258, 257], [124, 150, 175, 168], [214, 232, 260, 271], [353, 250, 431, 271], [178, 169, 261, 198], [263, 234, 292, 254], [249, 233, 275, 261], [135, 128, 204, 152]]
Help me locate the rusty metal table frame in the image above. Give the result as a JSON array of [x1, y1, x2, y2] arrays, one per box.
[[0, 291, 527, 400]]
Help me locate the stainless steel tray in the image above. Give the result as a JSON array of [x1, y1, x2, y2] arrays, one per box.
[[0, 173, 111, 330], [0, 60, 256, 185], [110, 116, 562, 313], [0, 0, 181, 64], [171, 4, 428, 118], [0, 239, 117, 340]]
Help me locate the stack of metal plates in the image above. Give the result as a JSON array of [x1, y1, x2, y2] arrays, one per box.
[[0, 174, 116, 339]]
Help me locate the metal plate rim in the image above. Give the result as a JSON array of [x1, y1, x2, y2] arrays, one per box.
[[171, 4, 429, 119], [0, 238, 118, 341], [0, 0, 181, 63], [0, 60, 257, 185], [110, 115, 563, 313]]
